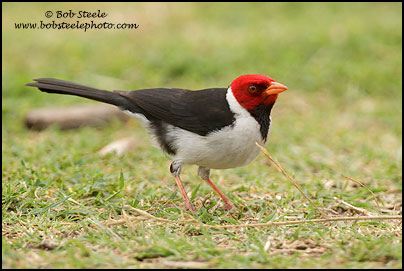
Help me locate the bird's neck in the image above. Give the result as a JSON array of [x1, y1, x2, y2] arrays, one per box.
[[226, 88, 274, 142], [248, 103, 274, 142]]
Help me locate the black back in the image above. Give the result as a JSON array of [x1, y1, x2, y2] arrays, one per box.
[[115, 88, 235, 136]]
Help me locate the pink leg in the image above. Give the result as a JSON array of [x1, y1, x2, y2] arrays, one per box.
[[174, 176, 198, 213], [205, 178, 235, 210]]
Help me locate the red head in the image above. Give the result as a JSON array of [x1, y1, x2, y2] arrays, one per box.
[[230, 74, 287, 111]]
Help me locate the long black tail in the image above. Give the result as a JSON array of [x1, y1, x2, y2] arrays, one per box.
[[25, 78, 134, 109]]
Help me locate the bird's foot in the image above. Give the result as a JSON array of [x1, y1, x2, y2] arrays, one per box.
[[223, 202, 236, 211], [223, 203, 236, 211], [184, 202, 199, 214], [203, 177, 236, 212]]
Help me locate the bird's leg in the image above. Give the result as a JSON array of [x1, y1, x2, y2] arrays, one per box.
[[198, 167, 235, 210], [170, 161, 197, 213]]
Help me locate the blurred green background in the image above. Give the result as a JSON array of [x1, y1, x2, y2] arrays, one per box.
[[2, 2, 402, 268]]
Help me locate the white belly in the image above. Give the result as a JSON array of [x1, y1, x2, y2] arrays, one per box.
[[167, 116, 267, 169]]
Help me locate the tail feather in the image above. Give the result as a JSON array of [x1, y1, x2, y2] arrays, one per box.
[[26, 78, 137, 111]]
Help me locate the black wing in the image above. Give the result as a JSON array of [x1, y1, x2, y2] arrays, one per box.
[[115, 88, 235, 136]]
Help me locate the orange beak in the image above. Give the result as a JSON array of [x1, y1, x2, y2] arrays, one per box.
[[264, 82, 288, 96]]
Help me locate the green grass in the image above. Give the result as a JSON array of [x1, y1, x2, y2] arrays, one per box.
[[2, 2, 402, 268]]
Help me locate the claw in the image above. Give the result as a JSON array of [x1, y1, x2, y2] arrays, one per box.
[[205, 178, 236, 211]]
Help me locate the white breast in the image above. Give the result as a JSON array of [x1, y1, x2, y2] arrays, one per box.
[[168, 88, 270, 169]]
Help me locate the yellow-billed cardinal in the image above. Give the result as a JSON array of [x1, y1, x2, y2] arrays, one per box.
[[26, 75, 287, 212]]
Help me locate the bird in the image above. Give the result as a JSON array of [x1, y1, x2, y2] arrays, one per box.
[[26, 74, 287, 213]]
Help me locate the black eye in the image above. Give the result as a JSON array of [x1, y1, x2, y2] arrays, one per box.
[[248, 85, 257, 94]]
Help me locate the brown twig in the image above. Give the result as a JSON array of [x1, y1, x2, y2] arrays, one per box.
[[104, 206, 197, 226], [105, 207, 402, 229], [333, 197, 374, 216], [105, 216, 149, 226], [255, 142, 326, 217], [203, 215, 402, 229], [127, 206, 173, 222], [342, 175, 382, 213]]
